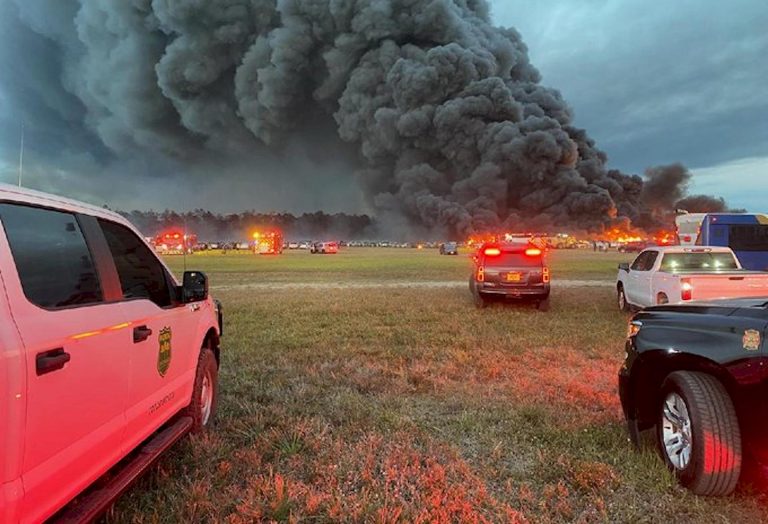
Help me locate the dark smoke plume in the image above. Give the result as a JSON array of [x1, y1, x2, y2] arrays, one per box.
[[633, 163, 733, 233], [0, 0, 727, 236], [676, 195, 728, 214]]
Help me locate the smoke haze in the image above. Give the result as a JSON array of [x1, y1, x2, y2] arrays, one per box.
[[0, 0, 729, 236]]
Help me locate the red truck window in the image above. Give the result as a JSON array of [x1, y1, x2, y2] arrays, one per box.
[[0, 203, 102, 308], [98, 219, 173, 307]]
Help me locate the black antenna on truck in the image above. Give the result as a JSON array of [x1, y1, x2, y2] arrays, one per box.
[[182, 216, 188, 273]]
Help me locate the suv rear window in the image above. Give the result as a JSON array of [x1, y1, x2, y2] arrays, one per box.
[[484, 252, 542, 267], [0, 203, 102, 308]]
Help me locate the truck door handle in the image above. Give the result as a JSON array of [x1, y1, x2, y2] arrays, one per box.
[[36, 348, 71, 376], [133, 325, 153, 343]]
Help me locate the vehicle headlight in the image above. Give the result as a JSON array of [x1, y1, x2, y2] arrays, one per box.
[[627, 320, 642, 338]]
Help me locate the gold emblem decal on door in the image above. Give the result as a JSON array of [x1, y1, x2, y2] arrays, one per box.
[[158, 327, 172, 377], [743, 329, 761, 351]]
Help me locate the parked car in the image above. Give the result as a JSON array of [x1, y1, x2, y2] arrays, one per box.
[[619, 297, 768, 495], [288, 241, 299, 249], [618, 241, 651, 253], [616, 246, 768, 310], [439, 242, 459, 255], [311, 241, 339, 254], [469, 243, 551, 310], [0, 184, 223, 522]]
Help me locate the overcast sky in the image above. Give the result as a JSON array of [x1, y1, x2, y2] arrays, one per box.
[[0, 1, 765, 213], [490, 0, 767, 211]]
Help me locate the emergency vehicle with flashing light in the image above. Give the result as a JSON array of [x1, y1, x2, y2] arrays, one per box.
[[252, 229, 283, 254], [154, 230, 197, 255], [0, 183, 223, 523], [469, 242, 551, 310], [616, 246, 768, 310]]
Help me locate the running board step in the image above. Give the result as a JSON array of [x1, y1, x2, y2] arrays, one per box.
[[53, 416, 193, 524]]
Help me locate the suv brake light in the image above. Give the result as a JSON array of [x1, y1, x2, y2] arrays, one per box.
[[542, 267, 550, 283], [483, 247, 501, 256], [476, 266, 485, 282], [681, 279, 693, 301], [525, 248, 542, 256]]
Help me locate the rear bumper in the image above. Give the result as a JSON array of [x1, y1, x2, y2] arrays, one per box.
[[478, 282, 550, 298]]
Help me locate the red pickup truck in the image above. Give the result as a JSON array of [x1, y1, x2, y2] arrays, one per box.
[[0, 184, 223, 523]]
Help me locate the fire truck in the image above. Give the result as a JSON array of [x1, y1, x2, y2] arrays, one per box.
[[154, 230, 197, 255], [252, 229, 283, 255]]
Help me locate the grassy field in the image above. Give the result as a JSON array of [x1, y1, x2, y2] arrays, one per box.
[[109, 248, 768, 523]]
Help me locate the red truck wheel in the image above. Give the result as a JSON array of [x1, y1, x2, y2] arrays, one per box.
[[184, 347, 219, 433]]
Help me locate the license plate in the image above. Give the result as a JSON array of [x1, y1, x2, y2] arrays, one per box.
[[506, 272, 521, 282]]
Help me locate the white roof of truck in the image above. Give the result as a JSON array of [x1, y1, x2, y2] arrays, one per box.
[[644, 246, 734, 254], [0, 183, 131, 227]]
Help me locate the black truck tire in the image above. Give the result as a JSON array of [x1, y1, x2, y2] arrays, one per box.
[[657, 371, 741, 496], [184, 347, 219, 433]]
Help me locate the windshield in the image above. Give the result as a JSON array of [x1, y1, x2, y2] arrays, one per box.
[[660, 252, 739, 272]]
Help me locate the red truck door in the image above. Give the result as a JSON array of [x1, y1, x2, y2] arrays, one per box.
[[0, 204, 130, 522], [96, 219, 201, 453], [0, 257, 26, 522]]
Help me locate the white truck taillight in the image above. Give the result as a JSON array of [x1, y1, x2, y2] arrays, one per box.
[[681, 279, 693, 301]]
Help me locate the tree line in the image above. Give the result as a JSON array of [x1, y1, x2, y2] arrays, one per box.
[[117, 209, 375, 241]]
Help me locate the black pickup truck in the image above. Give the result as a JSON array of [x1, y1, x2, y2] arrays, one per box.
[[619, 297, 768, 496]]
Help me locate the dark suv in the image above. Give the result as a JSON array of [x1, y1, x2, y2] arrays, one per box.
[[439, 241, 459, 255], [469, 243, 551, 310]]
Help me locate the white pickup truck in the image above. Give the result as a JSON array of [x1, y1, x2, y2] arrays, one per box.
[[616, 246, 768, 310]]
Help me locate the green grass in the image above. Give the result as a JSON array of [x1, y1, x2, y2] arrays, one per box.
[[163, 247, 633, 284], [108, 248, 768, 523]]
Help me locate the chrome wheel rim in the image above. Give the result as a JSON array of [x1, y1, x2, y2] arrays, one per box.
[[662, 392, 692, 470], [200, 372, 213, 425]]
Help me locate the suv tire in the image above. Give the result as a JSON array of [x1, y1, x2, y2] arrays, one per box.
[[469, 277, 487, 309], [184, 347, 219, 433], [657, 371, 741, 496]]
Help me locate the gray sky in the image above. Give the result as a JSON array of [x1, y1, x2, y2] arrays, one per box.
[[489, 0, 768, 211], [0, 0, 765, 214]]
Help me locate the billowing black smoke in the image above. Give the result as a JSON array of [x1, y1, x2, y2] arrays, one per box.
[[0, 0, 726, 236]]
